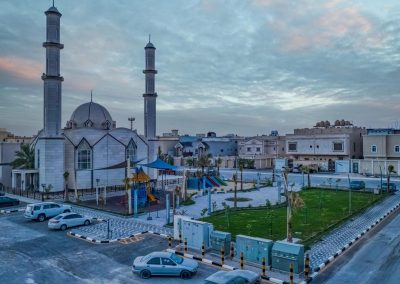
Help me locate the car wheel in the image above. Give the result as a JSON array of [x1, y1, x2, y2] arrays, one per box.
[[38, 214, 46, 222], [63, 209, 71, 213], [180, 270, 192, 279], [84, 220, 90, 226], [140, 269, 151, 279], [60, 224, 67, 231]]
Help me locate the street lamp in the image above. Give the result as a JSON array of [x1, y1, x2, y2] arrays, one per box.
[[96, 179, 100, 206]]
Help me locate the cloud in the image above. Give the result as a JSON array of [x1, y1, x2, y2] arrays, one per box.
[[0, 56, 42, 82]]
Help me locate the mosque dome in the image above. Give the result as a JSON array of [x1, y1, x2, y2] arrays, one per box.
[[66, 102, 116, 130]]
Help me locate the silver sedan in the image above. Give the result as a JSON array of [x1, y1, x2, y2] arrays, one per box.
[[132, 251, 199, 279], [48, 212, 91, 231]]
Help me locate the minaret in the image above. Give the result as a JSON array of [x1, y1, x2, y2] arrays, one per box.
[[143, 36, 157, 139], [35, 2, 65, 192], [42, 3, 64, 137]]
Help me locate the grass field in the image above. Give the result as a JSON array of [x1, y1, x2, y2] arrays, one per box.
[[201, 188, 389, 246]]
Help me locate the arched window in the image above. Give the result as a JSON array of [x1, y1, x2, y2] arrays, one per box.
[[77, 140, 91, 170], [126, 140, 137, 163]]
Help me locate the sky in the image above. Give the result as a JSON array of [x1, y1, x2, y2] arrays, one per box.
[[0, 0, 400, 137]]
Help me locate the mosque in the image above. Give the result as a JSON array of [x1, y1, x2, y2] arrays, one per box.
[[12, 3, 159, 191]]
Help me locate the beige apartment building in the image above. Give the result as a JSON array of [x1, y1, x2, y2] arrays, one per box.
[[351, 129, 400, 175], [238, 131, 286, 169], [285, 120, 366, 171]]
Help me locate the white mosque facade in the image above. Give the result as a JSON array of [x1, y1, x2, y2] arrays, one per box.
[[13, 4, 159, 192]]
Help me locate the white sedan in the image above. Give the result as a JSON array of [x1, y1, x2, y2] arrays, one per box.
[[48, 212, 91, 231]]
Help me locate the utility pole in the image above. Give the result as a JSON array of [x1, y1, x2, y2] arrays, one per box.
[[128, 117, 135, 130]]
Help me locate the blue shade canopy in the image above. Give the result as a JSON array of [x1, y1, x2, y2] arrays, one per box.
[[140, 158, 177, 170]]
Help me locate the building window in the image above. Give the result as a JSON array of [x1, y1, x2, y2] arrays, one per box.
[[256, 147, 260, 152], [310, 145, 313, 148], [371, 145, 377, 153], [77, 141, 91, 170], [316, 145, 319, 148], [353, 142, 356, 152], [126, 140, 137, 163], [247, 147, 251, 152], [288, 142, 297, 152], [333, 142, 344, 152], [395, 145, 400, 153]]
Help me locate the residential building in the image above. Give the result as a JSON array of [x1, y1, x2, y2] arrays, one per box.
[[238, 131, 286, 169], [285, 120, 366, 171], [351, 128, 400, 175]]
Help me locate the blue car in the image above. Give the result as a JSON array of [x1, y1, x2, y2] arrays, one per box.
[[349, 180, 365, 190], [381, 182, 397, 192], [132, 251, 198, 279]]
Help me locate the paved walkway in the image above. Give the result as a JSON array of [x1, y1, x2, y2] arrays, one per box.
[[309, 192, 400, 269]]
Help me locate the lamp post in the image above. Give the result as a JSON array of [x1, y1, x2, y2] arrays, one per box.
[[41, 184, 46, 201], [379, 165, 383, 193], [348, 174, 352, 214], [96, 179, 100, 206], [128, 117, 135, 130]]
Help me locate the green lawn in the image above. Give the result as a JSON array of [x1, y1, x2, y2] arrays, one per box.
[[201, 188, 388, 246]]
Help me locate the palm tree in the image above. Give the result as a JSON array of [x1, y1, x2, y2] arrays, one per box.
[[11, 143, 34, 169], [300, 165, 311, 188], [198, 154, 211, 174], [282, 169, 304, 242], [238, 158, 246, 191], [186, 158, 194, 168], [63, 171, 70, 201], [387, 165, 396, 193], [216, 157, 222, 176]]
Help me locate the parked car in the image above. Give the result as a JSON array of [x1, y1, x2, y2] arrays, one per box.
[[24, 202, 72, 222], [0, 196, 20, 207], [132, 251, 198, 279], [381, 182, 397, 192], [203, 270, 261, 284], [48, 212, 91, 231], [0, 192, 5, 196], [349, 180, 366, 190]]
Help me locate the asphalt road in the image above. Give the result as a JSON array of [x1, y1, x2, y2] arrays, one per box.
[[313, 209, 400, 284], [219, 169, 399, 189], [0, 211, 219, 284]]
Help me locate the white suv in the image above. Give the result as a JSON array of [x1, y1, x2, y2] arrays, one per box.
[[24, 202, 72, 222]]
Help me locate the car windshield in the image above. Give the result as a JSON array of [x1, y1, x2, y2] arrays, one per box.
[[53, 215, 63, 220], [27, 205, 33, 210], [170, 253, 183, 264]]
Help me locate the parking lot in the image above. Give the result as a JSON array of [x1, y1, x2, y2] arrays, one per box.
[[0, 208, 219, 284]]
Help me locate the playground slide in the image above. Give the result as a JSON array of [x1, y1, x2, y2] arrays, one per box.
[[214, 176, 228, 186], [212, 176, 227, 186], [206, 176, 219, 187], [147, 193, 157, 202]]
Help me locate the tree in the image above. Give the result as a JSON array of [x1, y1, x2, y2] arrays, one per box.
[[11, 143, 34, 169], [186, 158, 194, 168], [387, 165, 396, 193], [300, 165, 311, 188], [216, 157, 222, 176], [63, 171, 70, 201], [198, 154, 211, 174], [283, 169, 304, 243], [238, 158, 246, 191]]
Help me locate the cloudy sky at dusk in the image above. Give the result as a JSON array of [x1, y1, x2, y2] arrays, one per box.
[[1, 0, 400, 137]]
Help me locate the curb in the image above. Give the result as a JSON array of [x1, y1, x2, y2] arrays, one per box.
[[68, 229, 171, 244], [166, 248, 289, 284], [300, 202, 400, 284], [0, 207, 25, 214]]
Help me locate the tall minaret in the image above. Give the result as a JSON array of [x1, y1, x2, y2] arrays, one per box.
[[35, 2, 65, 192], [143, 37, 157, 139], [42, 3, 64, 137]]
